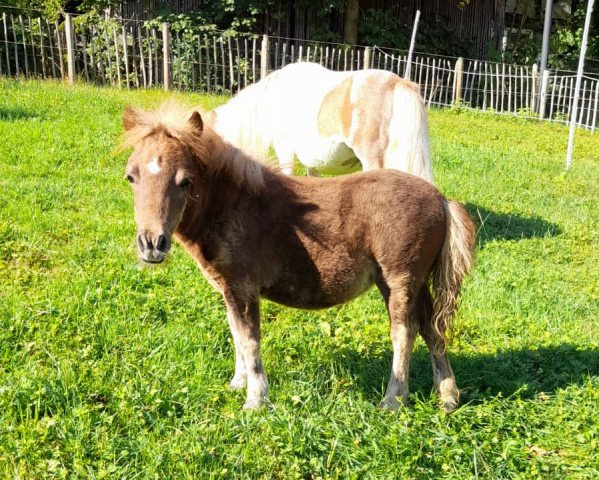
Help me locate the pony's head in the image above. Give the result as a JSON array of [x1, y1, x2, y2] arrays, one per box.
[[122, 104, 205, 264]]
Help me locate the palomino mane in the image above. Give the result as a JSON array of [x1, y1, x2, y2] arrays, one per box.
[[122, 102, 266, 193]]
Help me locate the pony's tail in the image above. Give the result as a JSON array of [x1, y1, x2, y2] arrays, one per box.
[[384, 81, 434, 183], [431, 200, 476, 352]]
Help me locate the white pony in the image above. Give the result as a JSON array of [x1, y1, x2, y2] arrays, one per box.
[[211, 62, 433, 182]]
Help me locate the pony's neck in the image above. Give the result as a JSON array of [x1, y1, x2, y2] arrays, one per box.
[[175, 133, 267, 244], [175, 166, 239, 245]]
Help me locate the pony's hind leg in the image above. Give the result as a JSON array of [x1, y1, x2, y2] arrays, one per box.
[[377, 276, 417, 410], [417, 287, 460, 413], [350, 143, 385, 172], [224, 292, 269, 410]]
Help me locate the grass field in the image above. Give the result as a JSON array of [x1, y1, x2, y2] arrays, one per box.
[[0, 78, 598, 479]]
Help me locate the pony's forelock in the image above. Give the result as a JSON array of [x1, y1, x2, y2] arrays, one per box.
[[121, 102, 265, 193], [121, 102, 203, 150]]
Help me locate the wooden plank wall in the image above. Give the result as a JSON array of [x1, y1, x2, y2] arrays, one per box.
[[116, 0, 505, 57], [350, 0, 506, 56]]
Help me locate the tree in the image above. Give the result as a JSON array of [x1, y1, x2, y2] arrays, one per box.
[[342, 0, 359, 44]]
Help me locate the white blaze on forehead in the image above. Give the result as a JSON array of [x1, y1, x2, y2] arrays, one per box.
[[146, 157, 161, 175]]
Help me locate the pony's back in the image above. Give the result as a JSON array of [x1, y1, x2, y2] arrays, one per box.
[[213, 62, 433, 181]]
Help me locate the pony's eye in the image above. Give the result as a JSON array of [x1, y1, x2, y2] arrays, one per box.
[[126, 174, 135, 184], [179, 178, 191, 189]]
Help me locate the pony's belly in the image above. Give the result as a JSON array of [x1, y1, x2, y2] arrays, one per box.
[[260, 290, 342, 310], [261, 264, 376, 310], [297, 137, 360, 175]]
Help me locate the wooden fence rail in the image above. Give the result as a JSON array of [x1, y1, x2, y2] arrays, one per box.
[[1, 10, 598, 132]]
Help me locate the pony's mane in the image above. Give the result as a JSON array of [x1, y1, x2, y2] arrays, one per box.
[[213, 72, 277, 157], [121, 102, 266, 193]]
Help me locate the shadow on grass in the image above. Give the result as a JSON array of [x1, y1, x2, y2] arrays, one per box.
[[465, 203, 561, 247], [339, 344, 598, 405], [0, 107, 44, 121]]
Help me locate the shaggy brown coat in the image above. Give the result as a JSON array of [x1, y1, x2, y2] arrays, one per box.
[[122, 104, 475, 412]]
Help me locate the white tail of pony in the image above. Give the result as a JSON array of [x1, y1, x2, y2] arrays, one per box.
[[384, 83, 434, 183], [431, 200, 476, 352]]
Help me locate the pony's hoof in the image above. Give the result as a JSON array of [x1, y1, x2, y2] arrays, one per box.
[[230, 376, 247, 390], [242, 399, 264, 410], [441, 397, 459, 414], [379, 397, 404, 411]]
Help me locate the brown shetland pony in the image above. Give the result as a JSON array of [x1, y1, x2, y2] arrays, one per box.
[[121, 103, 476, 413]]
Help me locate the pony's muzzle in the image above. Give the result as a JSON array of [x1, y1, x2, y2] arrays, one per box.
[[137, 232, 170, 263]]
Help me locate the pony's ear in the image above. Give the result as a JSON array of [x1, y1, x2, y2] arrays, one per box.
[[205, 109, 217, 126], [188, 110, 204, 133], [123, 106, 140, 131]]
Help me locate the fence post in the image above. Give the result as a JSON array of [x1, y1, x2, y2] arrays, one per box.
[[122, 26, 130, 90], [260, 34, 269, 78], [65, 13, 75, 84], [405, 9, 420, 80], [162, 22, 170, 90], [453, 57, 464, 104], [18, 16, 29, 77], [566, 0, 594, 170], [531, 63, 538, 112], [38, 18, 47, 79], [3, 14, 11, 76], [539, 69, 550, 119], [363, 47, 370, 69]]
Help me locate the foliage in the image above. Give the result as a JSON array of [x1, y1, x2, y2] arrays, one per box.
[[417, 15, 478, 58], [501, 2, 599, 71], [359, 8, 477, 57], [5, 1, 598, 67], [503, 31, 543, 66], [296, 0, 343, 43], [0, 78, 598, 478], [2, 0, 65, 20], [549, 4, 599, 71], [143, 0, 278, 35], [358, 8, 408, 49]]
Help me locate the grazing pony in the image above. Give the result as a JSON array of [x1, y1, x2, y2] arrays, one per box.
[[121, 104, 475, 412], [211, 62, 434, 181]]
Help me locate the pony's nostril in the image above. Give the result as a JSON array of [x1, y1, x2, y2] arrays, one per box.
[[138, 233, 155, 251], [156, 234, 168, 252]]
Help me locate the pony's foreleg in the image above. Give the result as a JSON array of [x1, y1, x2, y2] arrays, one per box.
[[417, 288, 459, 413], [273, 138, 295, 175], [227, 310, 247, 390], [224, 294, 269, 410], [378, 278, 417, 410]]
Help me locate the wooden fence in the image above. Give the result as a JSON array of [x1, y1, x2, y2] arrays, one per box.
[[1, 9, 599, 132]]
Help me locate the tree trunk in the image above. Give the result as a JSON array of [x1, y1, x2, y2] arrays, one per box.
[[343, 0, 359, 44], [494, 0, 507, 50]]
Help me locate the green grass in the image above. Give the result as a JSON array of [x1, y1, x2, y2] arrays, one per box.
[[0, 78, 598, 479]]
